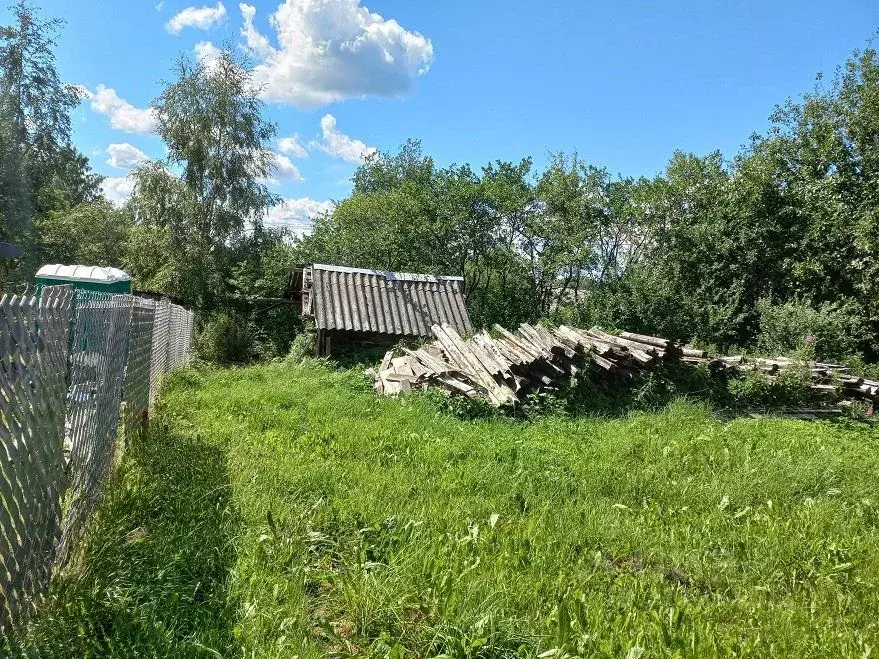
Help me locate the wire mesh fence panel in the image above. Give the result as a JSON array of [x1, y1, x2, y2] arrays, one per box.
[[0, 284, 195, 623], [0, 286, 73, 625], [123, 299, 155, 443], [186, 310, 194, 358], [148, 299, 171, 410], [167, 304, 195, 368], [167, 305, 181, 367], [57, 292, 133, 564]]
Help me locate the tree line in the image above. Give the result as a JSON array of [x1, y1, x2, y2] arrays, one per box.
[[298, 46, 879, 362], [2, 1, 878, 363], [0, 2, 297, 360]]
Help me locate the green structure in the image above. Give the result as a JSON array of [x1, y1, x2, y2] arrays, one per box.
[[35, 264, 132, 294]]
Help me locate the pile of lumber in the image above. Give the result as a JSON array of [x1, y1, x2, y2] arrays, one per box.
[[374, 323, 686, 405], [373, 323, 879, 410], [690, 354, 879, 402]]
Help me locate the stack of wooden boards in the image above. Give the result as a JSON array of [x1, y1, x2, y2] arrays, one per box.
[[375, 323, 686, 405], [701, 354, 879, 403], [373, 323, 879, 409]]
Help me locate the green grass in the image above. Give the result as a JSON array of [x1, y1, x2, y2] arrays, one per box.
[[10, 361, 879, 657]]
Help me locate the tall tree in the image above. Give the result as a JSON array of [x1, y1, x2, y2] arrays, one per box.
[[132, 48, 279, 309], [0, 1, 100, 280], [153, 49, 277, 247], [0, 1, 80, 157], [37, 199, 130, 267]]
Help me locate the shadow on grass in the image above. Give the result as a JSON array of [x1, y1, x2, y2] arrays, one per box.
[[4, 421, 240, 658]]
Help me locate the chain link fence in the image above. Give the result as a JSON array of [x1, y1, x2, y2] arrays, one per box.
[[0, 286, 195, 625]]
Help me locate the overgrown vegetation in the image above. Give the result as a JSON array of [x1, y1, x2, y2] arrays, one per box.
[[11, 363, 879, 656], [1, 2, 297, 356], [428, 357, 830, 423], [3, 3, 879, 655]]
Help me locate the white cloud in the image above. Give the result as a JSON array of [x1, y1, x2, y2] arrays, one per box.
[[240, 3, 275, 59], [269, 152, 305, 182], [310, 113, 376, 164], [89, 85, 156, 134], [194, 40, 222, 69], [265, 197, 334, 234], [277, 134, 308, 158], [106, 143, 150, 170], [166, 2, 227, 34], [155, 1, 165, 10], [101, 176, 135, 206], [239, 0, 433, 107]]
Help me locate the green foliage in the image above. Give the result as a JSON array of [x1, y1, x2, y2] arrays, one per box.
[[296, 141, 543, 327], [128, 49, 279, 313], [726, 368, 814, 410], [196, 310, 258, 364], [18, 363, 879, 656], [420, 387, 501, 421], [295, 40, 879, 364], [0, 1, 102, 284], [756, 298, 867, 362], [562, 269, 696, 341], [36, 198, 130, 266], [285, 326, 316, 363], [154, 50, 277, 244], [121, 50, 302, 361]]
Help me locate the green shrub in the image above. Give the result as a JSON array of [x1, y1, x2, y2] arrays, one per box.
[[756, 298, 868, 362], [196, 310, 258, 364], [254, 305, 303, 359], [285, 328, 317, 363], [561, 270, 697, 344], [519, 390, 567, 419], [725, 367, 823, 410]]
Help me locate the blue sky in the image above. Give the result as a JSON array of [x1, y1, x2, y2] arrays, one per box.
[[6, 0, 879, 233]]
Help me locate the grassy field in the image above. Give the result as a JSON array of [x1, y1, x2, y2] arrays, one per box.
[[11, 361, 879, 657]]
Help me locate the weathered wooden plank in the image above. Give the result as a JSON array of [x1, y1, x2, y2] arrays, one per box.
[[534, 324, 575, 359], [434, 324, 517, 405], [619, 331, 672, 349], [477, 330, 515, 374], [379, 350, 394, 372], [518, 324, 555, 357], [591, 353, 616, 371], [494, 324, 543, 361], [391, 356, 416, 376], [550, 327, 583, 352], [403, 347, 451, 376], [384, 372, 420, 383], [468, 332, 509, 377], [588, 328, 660, 360]]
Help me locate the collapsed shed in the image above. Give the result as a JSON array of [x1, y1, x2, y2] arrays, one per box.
[[294, 263, 472, 356]]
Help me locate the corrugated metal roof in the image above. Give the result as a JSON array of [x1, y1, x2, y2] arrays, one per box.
[[305, 263, 472, 337]]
